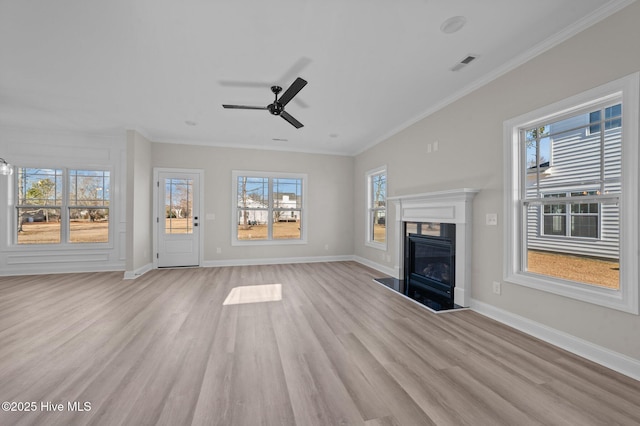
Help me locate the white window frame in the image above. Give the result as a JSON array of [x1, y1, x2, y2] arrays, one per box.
[[12, 166, 113, 248], [365, 165, 387, 250], [231, 170, 307, 246], [504, 73, 639, 314]]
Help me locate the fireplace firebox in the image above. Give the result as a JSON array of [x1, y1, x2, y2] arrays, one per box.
[[404, 222, 456, 308]]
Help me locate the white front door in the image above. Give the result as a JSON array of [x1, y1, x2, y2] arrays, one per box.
[[157, 171, 201, 267]]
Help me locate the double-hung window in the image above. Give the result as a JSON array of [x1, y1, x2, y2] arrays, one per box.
[[16, 167, 111, 245], [232, 171, 306, 244], [504, 73, 639, 313], [366, 166, 387, 248]]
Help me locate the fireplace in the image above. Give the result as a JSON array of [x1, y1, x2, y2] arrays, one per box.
[[405, 222, 456, 308], [388, 188, 478, 308]]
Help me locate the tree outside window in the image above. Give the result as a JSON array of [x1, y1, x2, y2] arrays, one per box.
[[367, 167, 386, 247], [16, 168, 110, 244]]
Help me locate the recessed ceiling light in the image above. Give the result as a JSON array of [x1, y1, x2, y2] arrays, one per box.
[[440, 16, 467, 34], [185, 120, 197, 126]]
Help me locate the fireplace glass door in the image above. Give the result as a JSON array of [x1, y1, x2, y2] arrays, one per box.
[[412, 241, 452, 285], [405, 222, 456, 306]]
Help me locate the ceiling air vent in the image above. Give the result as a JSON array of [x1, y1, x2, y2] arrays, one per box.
[[450, 54, 477, 72]]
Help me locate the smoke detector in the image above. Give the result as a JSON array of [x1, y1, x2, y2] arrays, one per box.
[[440, 16, 467, 34]]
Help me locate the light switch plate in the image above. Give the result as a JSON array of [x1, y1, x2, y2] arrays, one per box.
[[486, 213, 498, 226]]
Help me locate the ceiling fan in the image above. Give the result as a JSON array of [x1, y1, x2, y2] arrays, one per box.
[[222, 77, 307, 128]]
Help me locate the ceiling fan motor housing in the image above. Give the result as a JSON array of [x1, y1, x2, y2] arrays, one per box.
[[268, 103, 283, 115]]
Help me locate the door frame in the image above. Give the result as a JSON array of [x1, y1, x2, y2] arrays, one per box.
[[152, 167, 205, 269]]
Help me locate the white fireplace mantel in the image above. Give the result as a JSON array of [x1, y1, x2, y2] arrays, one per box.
[[388, 188, 479, 307]]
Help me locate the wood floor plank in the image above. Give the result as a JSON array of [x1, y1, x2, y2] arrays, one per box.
[[1, 261, 639, 426]]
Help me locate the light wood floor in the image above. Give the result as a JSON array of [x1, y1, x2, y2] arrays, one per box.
[[1, 262, 639, 426]]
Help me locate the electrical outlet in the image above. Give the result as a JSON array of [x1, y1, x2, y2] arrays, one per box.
[[492, 281, 501, 295], [216, 247, 222, 254]]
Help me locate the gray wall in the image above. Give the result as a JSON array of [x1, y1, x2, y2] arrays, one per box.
[[150, 143, 355, 262], [354, 2, 640, 360], [125, 130, 153, 273]]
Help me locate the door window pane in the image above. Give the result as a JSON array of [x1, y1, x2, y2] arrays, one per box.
[[165, 178, 193, 234]]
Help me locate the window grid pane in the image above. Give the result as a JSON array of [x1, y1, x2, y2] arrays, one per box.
[[368, 171, 386, 245], [165, 178, 193, 235], [17, 207, 61, 244], [273, 178, 302, 209], [522, 102, 620, 289], [18, 168, 63, 206]]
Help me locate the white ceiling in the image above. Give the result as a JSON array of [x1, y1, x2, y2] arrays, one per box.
[[0, 0, 630, 156]]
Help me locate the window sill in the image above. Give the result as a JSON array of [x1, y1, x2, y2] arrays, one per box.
[[5, 242, 113, 251], [231, 239, 308, 247], [505, 271, 637, 314], [365, 240, 387, 251]]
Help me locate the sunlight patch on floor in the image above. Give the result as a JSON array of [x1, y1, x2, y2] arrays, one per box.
[[223, 283, 282, 305]]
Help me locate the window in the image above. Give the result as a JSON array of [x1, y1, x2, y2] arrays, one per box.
[[589, 103, 622, 133], [16, 168, 110, 245], [232, 171, 306, 244], [366, 166, 386, 248], [541, 192, 599, 239], [504, 73, 639, 314]]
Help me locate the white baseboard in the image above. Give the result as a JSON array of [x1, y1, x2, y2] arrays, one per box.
[[202, 255, 354, 268], [352, 255, 399, 278], [471, 299, 640, 381], [123, 262, 153, 280]]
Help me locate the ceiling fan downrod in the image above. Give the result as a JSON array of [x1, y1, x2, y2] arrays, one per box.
[[269, 86, 283, 115]]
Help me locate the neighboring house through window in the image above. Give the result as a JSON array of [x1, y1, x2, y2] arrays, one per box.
[[366, 166, 386, 248], [504, 73, 639, 314], [232, 171, 306, 244], [542, 191, 600, 239]]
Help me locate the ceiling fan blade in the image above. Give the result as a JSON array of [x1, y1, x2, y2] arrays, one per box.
[[222, 104, 268, 110], [278, 77, 307, 107], [281, 111, 303, 129], [278, 57, 312, 86]]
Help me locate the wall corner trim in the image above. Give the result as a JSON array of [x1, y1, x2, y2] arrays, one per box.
[[123, 263, 153, 280], [352, 255, 399, 278]]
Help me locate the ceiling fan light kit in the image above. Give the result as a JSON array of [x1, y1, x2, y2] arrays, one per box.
[[223, 77, 307, 128], [0, 157, 14, 176]]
